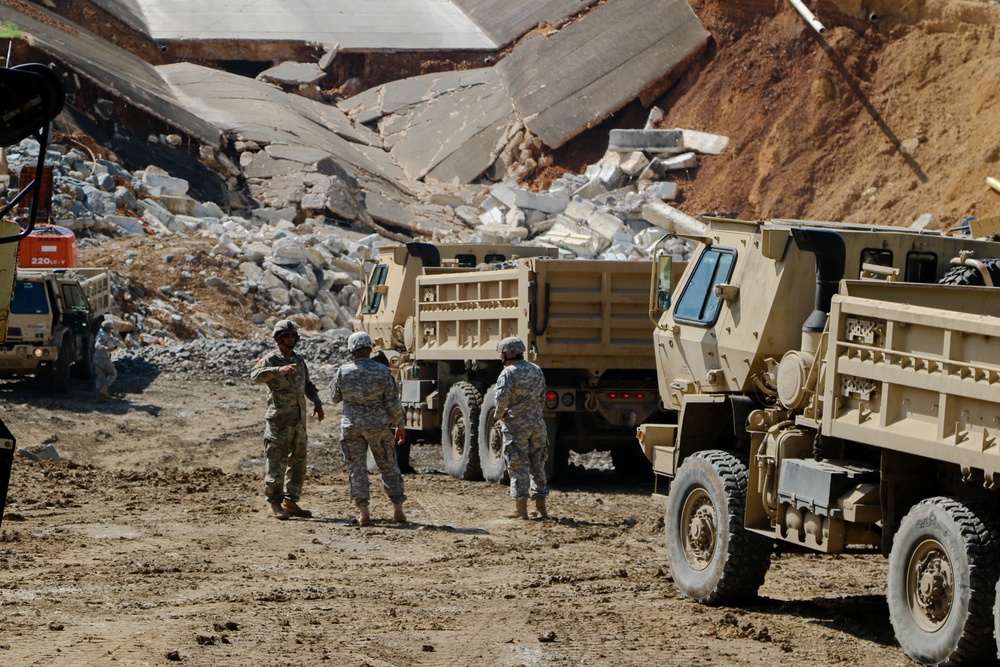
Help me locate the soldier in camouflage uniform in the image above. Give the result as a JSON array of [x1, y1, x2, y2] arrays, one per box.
[[494, 336, 549, 520], [250, 319, 324, 520], [330, 331, 407, 527], [93, 319, 123, 403]]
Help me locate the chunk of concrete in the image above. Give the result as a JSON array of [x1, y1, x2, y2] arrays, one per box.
[[641, 181, 679, 201], [585, 210, 626, 241], [490, 181, 569, 215], [641, 201, 709, 236], [680, 129, 729, 155], [609, 129, 684, 153]]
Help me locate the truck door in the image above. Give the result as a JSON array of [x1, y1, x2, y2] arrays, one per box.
[[664, 246, 736, 393]]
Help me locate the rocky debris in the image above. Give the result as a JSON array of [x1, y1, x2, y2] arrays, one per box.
[[112, 329, 353, 388], [0, 115, 725, 347], [470, 119, 727, 262]]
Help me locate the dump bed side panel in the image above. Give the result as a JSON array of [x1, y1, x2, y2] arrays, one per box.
[[822, 280, 1000, 477], [413, 259, 655, 371]]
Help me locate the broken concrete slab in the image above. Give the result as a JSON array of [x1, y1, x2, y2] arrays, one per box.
[[496, 0, 709, 149], [454, 0, 602, 46], [490, 181, 569, 215], [258, 61, 326, 87], [609, 129, 684, 153], [679, 128, 729, 155], [90, 0, 494, 50], [641, 181, 679, 201], [641, 201, 709, 236]]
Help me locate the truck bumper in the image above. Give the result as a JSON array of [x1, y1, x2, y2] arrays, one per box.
[[0, 344, 56, 373]]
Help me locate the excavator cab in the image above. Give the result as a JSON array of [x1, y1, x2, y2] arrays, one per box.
[[0, 63, 66, 529]]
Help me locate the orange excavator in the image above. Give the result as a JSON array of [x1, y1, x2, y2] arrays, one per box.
[[0, 63, 65, 529]]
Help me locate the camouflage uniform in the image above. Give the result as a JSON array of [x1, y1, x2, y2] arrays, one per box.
[[495, 358, 549, 500], [93, 326, 121, 396], [250, 349, 323, 505], [330, 358, 406, 509]]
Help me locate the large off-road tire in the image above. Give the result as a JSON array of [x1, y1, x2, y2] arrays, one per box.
[[665, 450, 772, 605], [477, 387, 508, 485], [938, 258, 1000, 286], [888, 497, 1000, 667], [71, 333, 95, 380], [544, 417, 563, 482], [441, 382, 482, 481], [47, 338, 72, 393]]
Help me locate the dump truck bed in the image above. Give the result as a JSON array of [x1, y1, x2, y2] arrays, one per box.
[[413, 258, 654, 371], [823, 279, 1000, 477]]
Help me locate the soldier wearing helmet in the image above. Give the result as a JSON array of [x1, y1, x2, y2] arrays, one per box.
[[330, 331, 407, 526], [494, 336, 549, 519], [250, 319, 324, 520], [93, 318, 124, 403]]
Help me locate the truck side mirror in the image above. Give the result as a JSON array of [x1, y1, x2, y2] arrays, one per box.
[[649, 254, 674, 326], [713, 283, 739, 301]]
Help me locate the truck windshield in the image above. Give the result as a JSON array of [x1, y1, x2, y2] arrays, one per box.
[[11, 280, 49, 315]]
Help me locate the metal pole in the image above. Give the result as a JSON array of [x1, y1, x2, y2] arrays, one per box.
[[788, 0, 826, 34]]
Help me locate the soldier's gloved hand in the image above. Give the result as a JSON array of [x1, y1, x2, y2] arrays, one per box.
[[314, 404, 324, 422], [279, 364, 297, 375], [393, 427, 406, 446]]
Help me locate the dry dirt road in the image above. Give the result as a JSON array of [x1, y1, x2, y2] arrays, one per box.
[[0, 363, 910, 667]]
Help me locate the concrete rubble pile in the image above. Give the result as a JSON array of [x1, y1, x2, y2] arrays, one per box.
[[1, 138, 392, 342], [0, 117, 728, 349], [469, 121, 729, 264]]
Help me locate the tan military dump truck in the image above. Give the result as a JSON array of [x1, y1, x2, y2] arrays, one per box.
[[354, 241, 670, 482], [637, 216, 1000, 666], [0, 267, 111, 392]]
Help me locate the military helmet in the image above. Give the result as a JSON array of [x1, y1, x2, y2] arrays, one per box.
[[100, 320, 114, 331], [347, 331, 376, 353], [497, 336, 526, 357], [272, 319, 299, 338]]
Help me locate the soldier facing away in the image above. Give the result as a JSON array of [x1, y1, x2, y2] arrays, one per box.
[[494, 336, 549, 519], [250, 319, 324, 520], [330, 331, 407, 527]]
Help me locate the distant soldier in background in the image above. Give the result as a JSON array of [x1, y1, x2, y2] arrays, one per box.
[[330, 331, 407, 527], [250, 319, 324, 520], [495, 336, 549, 520], [93, 319, 122, 403]]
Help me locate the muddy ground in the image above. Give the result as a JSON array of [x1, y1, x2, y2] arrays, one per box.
[[0, 362, 909, 667]]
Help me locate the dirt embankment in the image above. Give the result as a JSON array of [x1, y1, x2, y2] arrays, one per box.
[[652, 0, 1000, 231]]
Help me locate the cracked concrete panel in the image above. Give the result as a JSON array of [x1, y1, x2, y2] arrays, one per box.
[[496, 0, 709, 149], [0, 4, 222, 147], [90, 0, 495, 49], [343, 68, 515, 184], [158, 63, 404, 182], [453, 0, 601, 46]]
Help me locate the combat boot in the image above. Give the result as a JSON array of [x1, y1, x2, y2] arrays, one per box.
[[269, 502, 290, 520], [534, 496, 548, 519], [282, 500, 312, 518], [358, 506, 371, 527], [515, 497, 529, 520], [392, 502, 406, 523]]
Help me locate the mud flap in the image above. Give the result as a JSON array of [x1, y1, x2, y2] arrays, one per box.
[[0, 417, 15, 530]]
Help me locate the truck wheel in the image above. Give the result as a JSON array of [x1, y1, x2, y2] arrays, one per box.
[[441, 382, 482, 481], [888, 497, 1000, 667], [665, 450, 771, 605], [48, 338, 72, 393], [478, 387, 508, 485], [71, 333, 95, 380]]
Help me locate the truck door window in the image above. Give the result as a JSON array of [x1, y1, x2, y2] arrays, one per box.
[[673, 247, 736, 325], [362, 263, 388, 314], [11, 280, 49, 315], [61, 283, 88, 311], [860, 249, 892, 270], [455, 254, 476, 268], [905, 252, 937, 283]]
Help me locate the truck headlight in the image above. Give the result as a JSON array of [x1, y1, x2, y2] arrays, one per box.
[[33, 348, 43, 358]]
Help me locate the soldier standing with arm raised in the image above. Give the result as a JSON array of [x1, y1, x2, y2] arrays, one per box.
[[330, 332, 407, 527], [250, 320, 324, 520], [494, 336, 549, 520]]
